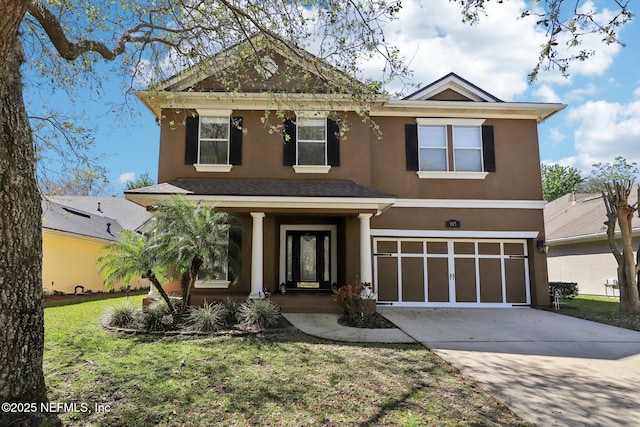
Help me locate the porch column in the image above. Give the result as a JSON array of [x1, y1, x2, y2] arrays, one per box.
[[358, 213, 373, 284], [249, 212, 266, 299]]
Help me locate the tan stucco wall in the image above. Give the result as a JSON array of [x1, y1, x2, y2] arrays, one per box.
[[154, 107, 549, 304]]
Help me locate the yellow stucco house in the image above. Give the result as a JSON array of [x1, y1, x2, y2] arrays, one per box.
[[42, 196, 151, 295]]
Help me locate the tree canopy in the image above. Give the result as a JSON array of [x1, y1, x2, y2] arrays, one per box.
[[541, 163, 583, 201], [578, 156, 640, 193]]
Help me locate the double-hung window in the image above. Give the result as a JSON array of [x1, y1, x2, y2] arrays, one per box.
[[184, 108, 242, 172], [408, 118, 493, 179], [199, 116, 229, 165], [195, 225, 231, 288], [297, 117, 327, 166], [283, 112, 340, 173]]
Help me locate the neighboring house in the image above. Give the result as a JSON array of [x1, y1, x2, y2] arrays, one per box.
[[126, 40, 564, 308], [545, 192, 640, 296], [42, 196, 152, 294]]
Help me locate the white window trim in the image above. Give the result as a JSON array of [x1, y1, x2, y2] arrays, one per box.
[[416, 118, 487, 178], [194, 164, 233, 173], [194, 279, 231, 289], [417, 171, 488, 179], [293, 165, 331, 174], [196, 109, 233, 170]]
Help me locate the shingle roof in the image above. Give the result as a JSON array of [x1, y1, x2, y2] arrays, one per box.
[[48, 196, 152, 230], [42, 199, 124, 242], [127, 179, 395, 198], [544, 191, 640, 242]]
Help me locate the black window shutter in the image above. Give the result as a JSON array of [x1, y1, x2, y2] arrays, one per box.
[[482, 125, 496, 172], [405, 124, 419, 171], [228, 227, 242, 282], [185, 115, 199, 165], [283, 118, 296, 166], [327, 118, 340, 166], [229, 117, 243, 165]]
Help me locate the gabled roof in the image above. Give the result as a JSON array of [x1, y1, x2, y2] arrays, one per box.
[[151, 34, 360, 93], [544, 192, 640, 244], [404, 72, 502, 102], [42, 199, 124, 242]]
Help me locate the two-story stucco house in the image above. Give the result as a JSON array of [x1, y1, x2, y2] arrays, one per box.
[[126, 40, 565, 310]]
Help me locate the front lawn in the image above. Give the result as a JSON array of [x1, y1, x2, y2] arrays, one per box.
[[44, 296, 528, 426], [555, 294, 640, 331]]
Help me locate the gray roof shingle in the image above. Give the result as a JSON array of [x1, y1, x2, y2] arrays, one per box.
[[544, 191, 640, 242], [42, 199, 124, 242], [127, 179, 395, 198]]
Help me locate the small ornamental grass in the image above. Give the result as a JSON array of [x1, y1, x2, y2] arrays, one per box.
[[143, 299, 172, 331], [237, 299, 281, 329], [185, 300, 228, 332], [101, 301, 137, 327], [220, 296, 242, 325]]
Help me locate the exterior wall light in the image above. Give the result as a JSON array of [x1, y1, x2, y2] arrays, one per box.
[[537, 239, 550, 254]]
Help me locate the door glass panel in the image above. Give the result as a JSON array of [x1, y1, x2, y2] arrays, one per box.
[[324, 235, 330, 282], [286, 234, 293, 282], [300, 234, 317, 281]]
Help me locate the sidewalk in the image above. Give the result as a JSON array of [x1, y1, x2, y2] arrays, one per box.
[[282, 313, 415, 343]]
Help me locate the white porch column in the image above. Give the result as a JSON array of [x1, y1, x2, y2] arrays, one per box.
[[358, 213, 373, 284], [249, 212, 266, 299]]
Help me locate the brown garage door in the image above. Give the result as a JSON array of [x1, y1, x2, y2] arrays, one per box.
[[373, 238, 530, 307]]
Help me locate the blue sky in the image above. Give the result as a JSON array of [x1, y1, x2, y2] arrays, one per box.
[[24, 0, 639, 194]]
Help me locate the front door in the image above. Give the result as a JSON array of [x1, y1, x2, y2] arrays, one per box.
[[286, 230, 331, 289]]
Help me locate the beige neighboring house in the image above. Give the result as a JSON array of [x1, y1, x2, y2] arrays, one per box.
[[544, 191, 640, 296]]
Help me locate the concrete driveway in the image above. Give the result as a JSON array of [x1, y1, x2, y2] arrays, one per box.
[[379, 307, 640, 427]]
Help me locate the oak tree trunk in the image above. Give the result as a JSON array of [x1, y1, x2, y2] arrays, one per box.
[[0, 38, 48, 427], [617, 206, 640, 313]]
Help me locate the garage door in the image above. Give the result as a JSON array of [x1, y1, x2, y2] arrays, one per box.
[[373, 238, 530, 307]]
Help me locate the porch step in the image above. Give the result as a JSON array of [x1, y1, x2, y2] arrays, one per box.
[[271, 292, 340, 314]]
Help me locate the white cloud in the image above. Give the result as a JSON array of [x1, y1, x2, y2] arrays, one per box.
[[359, 0, 546, 100], [533, 84, 562, 103], [563, 84, 598, 102], [118, 172, 136, 183], [567, 99, 640, 172]]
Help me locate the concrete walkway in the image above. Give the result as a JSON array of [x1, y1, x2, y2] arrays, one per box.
[[379, 307, 640, 427], [282, 313, 414, 343]]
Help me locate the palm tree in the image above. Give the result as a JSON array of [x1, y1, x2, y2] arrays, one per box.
[[97, 229, 178, 321], [151, 195, 241, 317]]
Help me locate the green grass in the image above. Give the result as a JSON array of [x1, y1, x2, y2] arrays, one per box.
[[44, 296, 529, 426], [556, 294, 640, 331]]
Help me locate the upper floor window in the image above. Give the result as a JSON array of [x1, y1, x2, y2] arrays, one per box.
[[297, 117, 327, 166], [184, 109, 243, 172], [283, 113, 340, 173], [407, 118, 494, 179], [199, 116, 230, 165]]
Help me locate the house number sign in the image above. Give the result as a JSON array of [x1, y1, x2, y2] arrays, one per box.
[[445, 219, 461, 228]]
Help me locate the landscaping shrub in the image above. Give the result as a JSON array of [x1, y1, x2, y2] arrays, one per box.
[[143, 300, 171, 331], [237, 299, 281, 329], [334, 282, 384, 327], [185, 300, 228, 332], [550, 282, 579, 300], [220, 296, 241, 325], [102, 302, 137, 327]]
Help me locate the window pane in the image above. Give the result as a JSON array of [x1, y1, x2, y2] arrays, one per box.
[[419, 148, 447, 171], [298, 118, 326, 141], [324, 235, 330, 282], [200, 116, 229, 139], [200, 140, 228, 164], [300, 234, 317, 281], [453, 126, 481, 148], [418, 125, 446, 147], [454, 149, 482, 171], [298, 141, 326, 165]]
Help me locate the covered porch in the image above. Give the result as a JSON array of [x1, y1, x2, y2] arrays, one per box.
[[127, 178, 395, 312]]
